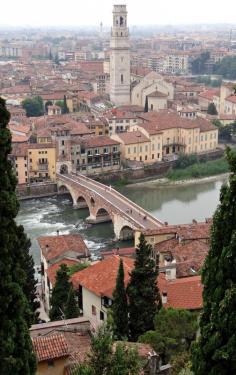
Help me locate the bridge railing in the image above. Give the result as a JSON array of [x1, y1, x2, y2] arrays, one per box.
[[73, 172, 163, 226], [57, 173, 147, 229]]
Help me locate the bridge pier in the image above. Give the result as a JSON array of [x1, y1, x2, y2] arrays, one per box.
[[86, 214, 112, 224]]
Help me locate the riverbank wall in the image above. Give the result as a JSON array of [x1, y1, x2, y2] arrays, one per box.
[[17, 148, 224, 199]]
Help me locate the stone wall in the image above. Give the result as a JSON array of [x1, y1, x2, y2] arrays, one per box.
[[17, 182, 58, 199]]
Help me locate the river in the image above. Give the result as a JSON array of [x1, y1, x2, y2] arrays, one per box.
[[16, 176, 227, 265]]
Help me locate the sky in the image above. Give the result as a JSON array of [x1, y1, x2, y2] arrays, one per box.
[[1, 0, 236, 27]]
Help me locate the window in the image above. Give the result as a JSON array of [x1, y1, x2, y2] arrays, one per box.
[[152, 154, 154, 159], [62, 140, 65, 146], [25, 171, 27, 176], [151, 104, 153, 110], [145, 155, 147, 160], [100, 311, 104, 321], [15, 164, 18, 168], [47, 360, 54, 367], [15, 157, 17, 160], [128, 147, 130, 154], [92, 305, 97, 316], [24, 156, 27, 160], [121, 74, 124, 84], [30, 158, 32, 162]]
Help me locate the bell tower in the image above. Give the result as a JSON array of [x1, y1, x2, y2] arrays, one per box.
[[110, 4, 130, 105]]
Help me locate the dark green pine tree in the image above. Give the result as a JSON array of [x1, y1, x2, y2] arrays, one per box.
[[144, 96, 149, 112], [15, 225, 40, 323], [112, 259, 129, 340], [127, 233, 161, 341], [0, 97, 36, 374], [63, 95, 69, 114], [192, 147, 236, 375], [207, 102, 218, 115], [65, 286, 79, 319], [49, 263, 71, 321]]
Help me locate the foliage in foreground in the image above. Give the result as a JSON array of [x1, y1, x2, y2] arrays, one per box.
[[191, 147, 236, 374], [139, 308, 197, 365], [73, 325, 141, 375], [0, 97, 36, 374], [127, 233, 162, 341]]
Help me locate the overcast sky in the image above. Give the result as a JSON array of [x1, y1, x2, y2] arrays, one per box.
[[1, 0, 236, 27]]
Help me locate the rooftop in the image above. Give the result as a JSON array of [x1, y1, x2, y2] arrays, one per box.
[[32, 334, 69, 362]]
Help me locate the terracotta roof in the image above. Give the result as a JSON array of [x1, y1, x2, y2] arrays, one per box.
[[118, 105, 144, 113], [38, 234, 89, 262], [9, 123, 31, 135], [101, 247, 135, 259], [148, 90, 168, 98], [144, 221, 211, 239], [64, 331, 91, 363], [11, 143, 28, 157], [32, 334, 69, 362], [28, 143, 55, 150], [225, 95, 236, 104], [82, 135, 120, 148], [159, 274, 203, 310], [46, 258, 80, 286], [198, 89, 220, 100], [71, 255, 134, 298], [11, 134, 29, 144], [116, 131, 150, 145]]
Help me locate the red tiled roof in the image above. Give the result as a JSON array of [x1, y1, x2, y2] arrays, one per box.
[[225, 95, 236, 104], [71, 255, 134, 298], [148, 90, 168, 98], [116, 131, 150, 145], [11, 134, 29, 144], [159, 274, 203, 310], [199, 89, 220, 100], [32, 334, 69, 362], [82, 135, 120, 148], [144, 221, 211, 239], [46, 258, 80, 286], [101, 247, 135, 259], [38, 234, 89, 262]]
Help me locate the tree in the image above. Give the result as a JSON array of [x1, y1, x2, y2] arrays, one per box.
[[144, 96, 148, 112], [214, 56, 236, 79], [191, 51, 210, 74], [0, 97, 36, 374], [22, 96, 44, 117], [139, 308, 197, 364], [73, 324, 141, 375], [126, 233, 161, 341], [207, 102, 218, 115], [191, 147, 236, 374], [49, 263, 71, 321], [63, 95, 69, 114], [65, 286, 79, 319], [54, 52, 60, 65], [112, 259, 128, 340], [45, 100, 53, 113]]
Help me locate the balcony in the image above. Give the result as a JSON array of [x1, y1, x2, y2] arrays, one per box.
[[37, 162, 49, 171]]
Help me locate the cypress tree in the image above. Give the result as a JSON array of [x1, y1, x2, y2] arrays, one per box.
[[0, 97, 36, 374], [49, 263, 71, 321], [63, 95, 69, 114], [191, 147, 236, 374], [65, 286, 79, 319], [112, 259, 128, 340], [144, 96, 148, 112], [127, 233, 161, 341]]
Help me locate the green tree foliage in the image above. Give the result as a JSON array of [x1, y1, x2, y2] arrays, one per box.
[[174, 153, 199, 169], [49, 263, 71, 321], [65, 286, 79, 319], [139, 308, 197, 364], [207, 102, 218, 115], [144, 96, 148, 112], [0, 97, 36, 374], [112, 259, 129, 340], [127, 233, 161, 341], [63, 95, 69, 114], [45, 100, 53, 113], [191, 52, 210, 74], [73, 325, 141, 375], [214, 56, 236, 79], [170, 352, 193, 375], [191, 147, 236, 374], [22, 96, 44, 117]]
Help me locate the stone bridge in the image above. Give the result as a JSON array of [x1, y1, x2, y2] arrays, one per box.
[[57, 172, 163, 240]]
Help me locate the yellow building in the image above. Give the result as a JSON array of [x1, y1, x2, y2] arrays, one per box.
[[112, 130, 154, 163], [28, 143, 56, 183], [10, 144, 29, 185]]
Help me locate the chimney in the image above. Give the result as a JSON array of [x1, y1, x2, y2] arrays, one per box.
[[162, 291, 168, 304]]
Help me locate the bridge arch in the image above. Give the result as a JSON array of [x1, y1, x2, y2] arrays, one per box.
[[58, 184, 74, 203], [119, 225, 134, 240], [77, 195, 89, 209], [95, 207, 112, 223]]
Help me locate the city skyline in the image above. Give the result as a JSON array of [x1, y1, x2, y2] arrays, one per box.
[[1, 0, 236, 27]]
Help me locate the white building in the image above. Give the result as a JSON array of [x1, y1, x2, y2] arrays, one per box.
[[110, 4, 131, 105]]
